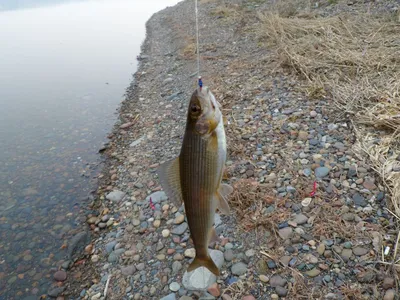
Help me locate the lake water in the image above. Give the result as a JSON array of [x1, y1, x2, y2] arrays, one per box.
[[0, 0, 179, 298]]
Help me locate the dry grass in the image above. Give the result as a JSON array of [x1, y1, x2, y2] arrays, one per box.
[[257, 3, 400, 221], [220, 279, 256, 300]]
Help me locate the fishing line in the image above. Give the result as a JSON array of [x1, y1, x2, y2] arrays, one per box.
[[195, 0, 203, 89]]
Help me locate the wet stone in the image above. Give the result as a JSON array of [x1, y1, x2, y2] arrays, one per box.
[[172, 223, 188, 235], [54, 270, 67, 281]]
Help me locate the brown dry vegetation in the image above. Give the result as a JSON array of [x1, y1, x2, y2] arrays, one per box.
[[256, 1, 400, 225]]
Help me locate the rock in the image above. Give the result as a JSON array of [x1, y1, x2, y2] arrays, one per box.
[[136, 262, 145, 271], [259, 275, 269, 283], [353, 193, 367, 207], [146, 191, 168, 204], [270, 275, 287, 287], [67, 231, 90, 260], [161, 294, 176, 300], [105, 241, 117, 253], [162, 229, 170, 238], [310, 111, 317, 117], [363, 180, 377, 190], [172, 261, 182, 274], [182, 250, 224, 290], [224, 249, 234, 261], [174, 214, 185, 224], [382, 277, 395, 290], [169, 282, 180, 292], [172, 223, 188, 235], [342, 213, 355, 221], [305, 268, 321, 277], [317, 243, 326, 255], [341, 249, 353, 261], [245, 249, 255, 257], [106, 190, 126, 202], [352, 247, 369, 256], [315, 167, 330, 178], [242, 296, 256, 300], [383, 289, 395, 300], [48, 287, 66, 298], [231, 262, 247, 275], [207, 283, 220, 297], [54, 270, 67, 281], [293, 214, 308, 225], [275, 286, 288, 297], [185, 248, 196, 258], [278, 227, 293, 240], [121, 265, 136, 276]]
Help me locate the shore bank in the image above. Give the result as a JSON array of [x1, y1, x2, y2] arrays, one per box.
[[62, 0, 400, 299]]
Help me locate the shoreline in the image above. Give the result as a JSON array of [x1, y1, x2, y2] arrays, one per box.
[[63, 0, 400, 299]]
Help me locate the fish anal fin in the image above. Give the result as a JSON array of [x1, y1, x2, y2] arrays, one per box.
[[187, 255, 220, 276], [157, 157, 183, 208], [216, 183, 233, 215], [209, 226, 219, 244]]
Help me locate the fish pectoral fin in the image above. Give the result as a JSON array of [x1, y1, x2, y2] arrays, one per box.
[[216, 183, 233, 215], [157, 157, 183, 208], [187, 255, 220, 276], [209, 226, 219, 244]]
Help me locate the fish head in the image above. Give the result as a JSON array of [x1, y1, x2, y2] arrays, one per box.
[[188, 86, 222, 135]]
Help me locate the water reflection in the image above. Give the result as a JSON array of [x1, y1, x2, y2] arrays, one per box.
[[0, 0, 179, 298]]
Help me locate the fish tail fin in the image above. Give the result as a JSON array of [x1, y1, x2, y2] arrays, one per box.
[[187, 255, 220, 276]]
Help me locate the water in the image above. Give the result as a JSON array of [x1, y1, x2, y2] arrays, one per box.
[[0, 0, 179, 298]]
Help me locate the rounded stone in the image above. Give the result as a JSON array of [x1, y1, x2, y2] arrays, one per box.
[[162, 229, 170, 238], [169, 282, 180, 292], [54, 270, 67, 281]]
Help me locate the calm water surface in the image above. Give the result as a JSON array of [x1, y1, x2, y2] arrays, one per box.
[[0, 0, 179, 298]]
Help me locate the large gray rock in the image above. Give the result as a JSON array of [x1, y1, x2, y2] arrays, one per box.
[[67, 231, 90, 261], [146, 191, 168, 204], [106, 190, 126, 202], [182, 250, 224, 290]]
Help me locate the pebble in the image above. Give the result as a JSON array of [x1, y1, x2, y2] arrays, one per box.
[[106, 190, 125, 202], [352, 247, 369, 256], [224, 249, 234, 261], [171, 223, 188, 235], [270, 275, 286, 287], [231, 262, 247, 275], [161, 293, 176, 300], [315, 167, 330, 178], [121, 265, 136, 276], [207, 282, 220, 297], [293, 213, 308, 225], [275, 286, 288, 297], [278, 227, 293, 240], [259, 274, 269, 283], [162, 229, 170, 237], [383, 289, 395, 300], [184, 248, 196, 258], [305, 268, 321, 277], [54, 270, 67, 281], [169, 282, 180, 292], [174, 214, 185, 224], [382, 277, 395, 289]]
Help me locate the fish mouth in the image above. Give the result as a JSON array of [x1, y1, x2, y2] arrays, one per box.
[[195, 118, 218, 135]]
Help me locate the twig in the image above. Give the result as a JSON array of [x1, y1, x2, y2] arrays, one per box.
[[104, 274, 111, 299]]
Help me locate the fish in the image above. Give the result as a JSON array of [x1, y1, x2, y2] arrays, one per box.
[[157, 86, 233, 276]]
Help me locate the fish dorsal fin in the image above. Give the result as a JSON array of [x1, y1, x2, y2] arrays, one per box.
[[215, 183, 233, 215], [157, 157, 183, 208]]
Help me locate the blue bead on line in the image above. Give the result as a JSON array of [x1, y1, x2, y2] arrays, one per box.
[[198, 76, 203, 89]]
